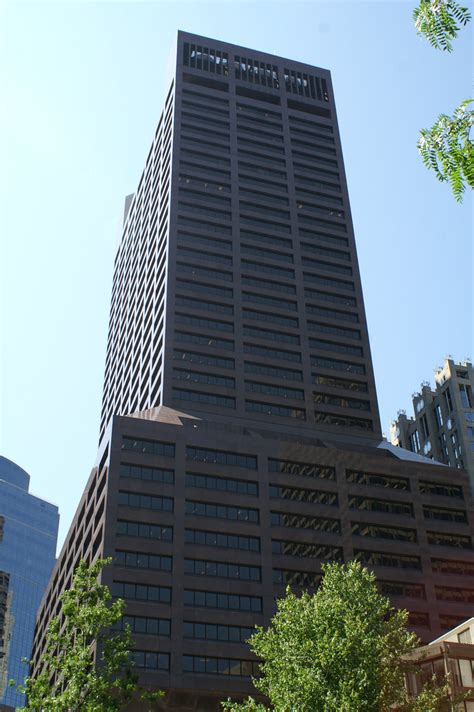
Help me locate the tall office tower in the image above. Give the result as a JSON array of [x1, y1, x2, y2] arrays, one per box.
[[391, 358, 474, 486], [0, 457, 59, 709], [33, 34, 474, 711]]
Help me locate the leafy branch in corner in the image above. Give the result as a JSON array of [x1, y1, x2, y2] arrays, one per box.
[[413, 0, 471, 51], [418, 99, 474, 201], [412, 0, 472, 201]]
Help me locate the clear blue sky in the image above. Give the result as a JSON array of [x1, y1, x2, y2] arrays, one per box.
[[1, 1, 472, 550]]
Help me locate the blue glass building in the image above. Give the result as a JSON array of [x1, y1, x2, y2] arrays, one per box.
[[0, 456, 58, 708]]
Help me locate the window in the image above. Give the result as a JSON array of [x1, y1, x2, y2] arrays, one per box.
[[311, 355, 365, 375], [243, 324, 299, 345], [185, 500, 259, 523], [242, 275, 296, 294], [114, 615, 170, 637], [304, 273, 354, 292], [308, 322, 361, 341], [115, 550, 172, 572], [431, 558, 474, 576], [460, 383, 473, 408], [270, 484, 337, 506], [242, 308, 298, 328], [314, 412, 373, 431], [355, 550, 421, 570], [272, 540, 343, 561], [244, 361, 303, 382], [246, 400, 306, 420], [183, 654, 260, 677], [117, 519, 173, 542], [419, 480, 463, 498], [184, 558, 261, 581], [273, 569, 321, 588], [172, 388, 235, 408], [175, 331, 234, 351], [183, 43, 230, 76], [185, 472, 258, 496], [183, 621, 253, 643], [176, 278, 233, 298], [420, 414, 430, 439], [351, 522, 417, 543], [435, 585, 474, 603], [118, 490, 173, 512], [408, 612, 430, 628], [242, 290, 297, 311], [185, 528, 260, 552], [380, 581, 425, 599], [410, 430, 421, 453], [348, 495, 413, 517], [427, 531, 471, 549], [435, 404, 444, 427], [269, 458, 335, 480], [423, 505, 467, 523], [121, 437, 175, 457], [313, 392, 370, 411], [173, 349, 234, 370], [439, 613, 469, 630], [346, 469, 409, 491], [313, 374, 368, 393], [310, 338, 363, 357], [119, 464, 174, 484], [173, 369, 235, 389], [444, 387, 453, 412], [306, 304, 359, 324], [132, 651, 170, 670], [244, 343, 301, 363], [186, 446, 257, 469], [175, 312, 234, 332], [183, 589, 262, 612], [271, 511, 340, 533], [245, 381, 304, 400], [112, 581, 171, 603]]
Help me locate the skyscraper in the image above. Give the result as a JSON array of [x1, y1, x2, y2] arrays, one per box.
[[0, 457, 58, 709], [32, 33, 474, 711]]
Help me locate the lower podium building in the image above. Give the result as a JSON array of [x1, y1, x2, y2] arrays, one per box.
[[32, 407, 474, 710]]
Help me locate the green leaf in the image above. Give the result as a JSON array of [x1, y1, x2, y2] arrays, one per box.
[[418, 99, 474, 202], [413, 0, 471, 51]]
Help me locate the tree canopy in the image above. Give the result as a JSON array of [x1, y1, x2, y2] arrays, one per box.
[[15, 558, 163, 711], [222, 561, 450, 712]]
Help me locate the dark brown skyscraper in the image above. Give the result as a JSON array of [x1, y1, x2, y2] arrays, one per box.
[[33, 32, 474, 711]]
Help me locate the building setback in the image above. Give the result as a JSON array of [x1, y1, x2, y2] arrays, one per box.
[[391, 359, 474, 488], [0, 457, 58, 709], [32, 33, 474, 711]]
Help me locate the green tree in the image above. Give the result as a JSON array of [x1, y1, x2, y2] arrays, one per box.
[[222, 561, 451, 712], [413, 0, 473, 201], [15, 558, 163, 711]]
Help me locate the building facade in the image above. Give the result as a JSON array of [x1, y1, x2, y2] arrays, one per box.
[[403, 617, 474, 711], [0, 457, 58, 708], [32, 33, 474, 710], [391, 359, 474, 487]]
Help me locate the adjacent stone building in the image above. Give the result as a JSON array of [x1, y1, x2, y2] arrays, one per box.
[[391, 358, 474, 488]]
